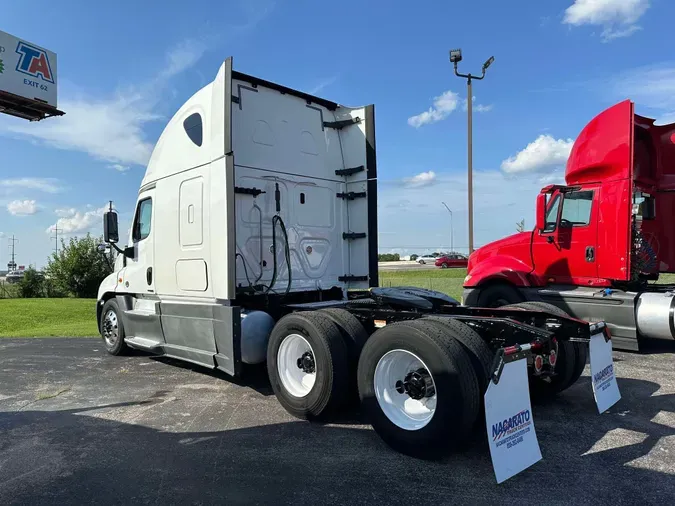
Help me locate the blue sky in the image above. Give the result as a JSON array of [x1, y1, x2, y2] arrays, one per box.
[[1, 0, 673, 267]]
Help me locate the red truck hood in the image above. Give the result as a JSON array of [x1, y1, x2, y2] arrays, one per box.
[[468, 232, 532, 273]]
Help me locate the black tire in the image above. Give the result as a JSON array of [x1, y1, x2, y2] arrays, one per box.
[[422, 316, 493, 393], [267, 311, 349, 421], [100, 298, 129, 356], [502, 302, 578, 397], [441, 263, 448, 269], [317, 308, 368, 401], [475, 283, 523, 307], [509, 301, 588, 390], [357, 320, 480, 459]]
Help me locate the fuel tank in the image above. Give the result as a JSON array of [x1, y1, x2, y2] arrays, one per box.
[[636, 291, 675, 341]]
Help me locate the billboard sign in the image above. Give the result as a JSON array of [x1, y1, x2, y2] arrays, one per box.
[[0, 30, 57, 108]]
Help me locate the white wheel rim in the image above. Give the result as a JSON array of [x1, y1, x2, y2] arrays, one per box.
[[374, 349, 437, 431], [277, 333, 316, 398]]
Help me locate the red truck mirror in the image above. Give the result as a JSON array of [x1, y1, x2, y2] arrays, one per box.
[[535, 194, 546, 232]]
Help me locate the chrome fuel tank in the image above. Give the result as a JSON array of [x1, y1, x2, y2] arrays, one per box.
[[636, 292, 675, 341]]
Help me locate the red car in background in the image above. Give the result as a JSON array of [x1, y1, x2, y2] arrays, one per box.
[[435, 253, 468, 269]]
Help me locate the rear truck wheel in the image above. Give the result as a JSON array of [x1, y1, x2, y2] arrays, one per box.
[[422, 316, 493, 392], [512, 301, 588, 390], [357, 320, 479, 459], [502, 302, 578, 398], [267, 312, 349, 421], [475, 283, 523, 308], [316, 308, 368, 400], [100, 298, 129, 356]]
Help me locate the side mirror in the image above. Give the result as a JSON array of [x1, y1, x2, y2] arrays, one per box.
[[103, 211, 119, 244], [535, 193, 546, 232]]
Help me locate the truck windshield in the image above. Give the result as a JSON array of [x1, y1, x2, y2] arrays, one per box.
[[560, 190, 593, 227]]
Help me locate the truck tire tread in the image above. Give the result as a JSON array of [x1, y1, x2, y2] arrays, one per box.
[[267, 311, 349, 421], [357, 320, 479, 459]]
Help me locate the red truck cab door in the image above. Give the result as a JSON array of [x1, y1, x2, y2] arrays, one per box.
[[532, 188, 599, 285]]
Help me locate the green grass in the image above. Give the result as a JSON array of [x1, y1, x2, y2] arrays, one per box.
[[379, 268, 467, 301], [0, 298, 98, 337]]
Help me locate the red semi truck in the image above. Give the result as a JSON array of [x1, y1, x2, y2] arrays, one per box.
[[463, 99, 675, 351]]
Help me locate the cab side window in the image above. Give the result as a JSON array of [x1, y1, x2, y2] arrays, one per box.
[[133, 198, 153, 242], [560, 190, 593, 227], [544, 195, 560, 233]]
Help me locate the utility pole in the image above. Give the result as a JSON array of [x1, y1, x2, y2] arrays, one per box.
[[7, 235, 17, 271], [51, 225, 61, 257], [441, 202, 454, 254], [449, 49, 495, 255]]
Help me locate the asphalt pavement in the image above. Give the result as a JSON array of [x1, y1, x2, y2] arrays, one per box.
[[1, 338, 675, 505]]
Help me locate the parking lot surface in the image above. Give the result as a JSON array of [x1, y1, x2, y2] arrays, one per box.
[[1, 338, 675, 505]]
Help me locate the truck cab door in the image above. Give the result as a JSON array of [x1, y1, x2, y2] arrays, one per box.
[[123, 190, 156, 295], [533, 188, 598, 284]]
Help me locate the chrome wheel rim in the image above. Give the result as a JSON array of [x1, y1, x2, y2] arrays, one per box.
[[102, 309, 119, 348]]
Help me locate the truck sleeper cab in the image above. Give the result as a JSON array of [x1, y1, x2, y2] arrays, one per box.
[[98, 58, 612, 463], [464, 100, 675, 351]]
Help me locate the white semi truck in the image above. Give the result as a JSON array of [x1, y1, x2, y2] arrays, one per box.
[[97, 58, 617, 472]]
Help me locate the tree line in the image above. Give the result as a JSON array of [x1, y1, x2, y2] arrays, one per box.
[[16, 235, 113, 299]]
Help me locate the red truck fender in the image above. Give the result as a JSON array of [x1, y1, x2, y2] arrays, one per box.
[[464, 255, 542, 288]]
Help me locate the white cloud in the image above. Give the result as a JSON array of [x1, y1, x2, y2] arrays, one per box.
[[7, 199, 38, 216], [403, 171, 438, 188], [408, 90, 460, 128], [109, 164, 131, 173], [563, 0, 650, 41], [501, 135, 574, 174], [462, 96, 493, 113], [3, 38, 207, 167], [47, 205, 108, 234], [308, 76, 338, 95], [611, 64, 675, 124], [160, 39, 207, 79], [0, 177, 62, 194]]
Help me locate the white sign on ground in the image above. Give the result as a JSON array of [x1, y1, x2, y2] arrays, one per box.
[[484, 358, 542, 484], [589, 331, 621, 413], [0, 30, 57, 107]]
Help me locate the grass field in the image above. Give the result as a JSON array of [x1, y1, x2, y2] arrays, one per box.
[[0, 298, 97, 337], [379, 268, 466, 301]]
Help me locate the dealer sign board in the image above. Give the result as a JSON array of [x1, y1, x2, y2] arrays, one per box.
[[0, 30, 57, 108]]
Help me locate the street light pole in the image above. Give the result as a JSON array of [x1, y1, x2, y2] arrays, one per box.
[[449, 49, 494, 255], [441, 202, 453, 254]]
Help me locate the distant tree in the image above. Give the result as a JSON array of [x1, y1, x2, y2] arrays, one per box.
[[516, 219, 526, 233], [45, 234, 113, 298], [17, 267, 45, 298], [378, 253, 401, 262], [410, 254, 418, 261]]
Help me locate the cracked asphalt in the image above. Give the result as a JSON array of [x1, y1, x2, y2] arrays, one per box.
[[1, 337, 675, 505]]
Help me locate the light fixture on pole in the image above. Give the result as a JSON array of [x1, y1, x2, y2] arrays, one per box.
[[441, 202, 453, 254], [450, 49, 494, 255]]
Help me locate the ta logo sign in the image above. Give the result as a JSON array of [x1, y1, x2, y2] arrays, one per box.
[[15, 41, 54, 83]]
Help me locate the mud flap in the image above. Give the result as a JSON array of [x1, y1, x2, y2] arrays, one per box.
[[589, 330, 621, 413], [485, 358, 542, 484]]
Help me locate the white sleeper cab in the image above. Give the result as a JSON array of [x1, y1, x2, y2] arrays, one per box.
[[97, 58, 617, 477]]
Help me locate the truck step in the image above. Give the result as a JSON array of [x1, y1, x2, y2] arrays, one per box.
[[336, 191, 367, 200], [338, 275, 368, 282], [124, 336, 163, 352], [323, 117, 361, 130], [343, 232, 367, 240], [335, 165, 365, 177]]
